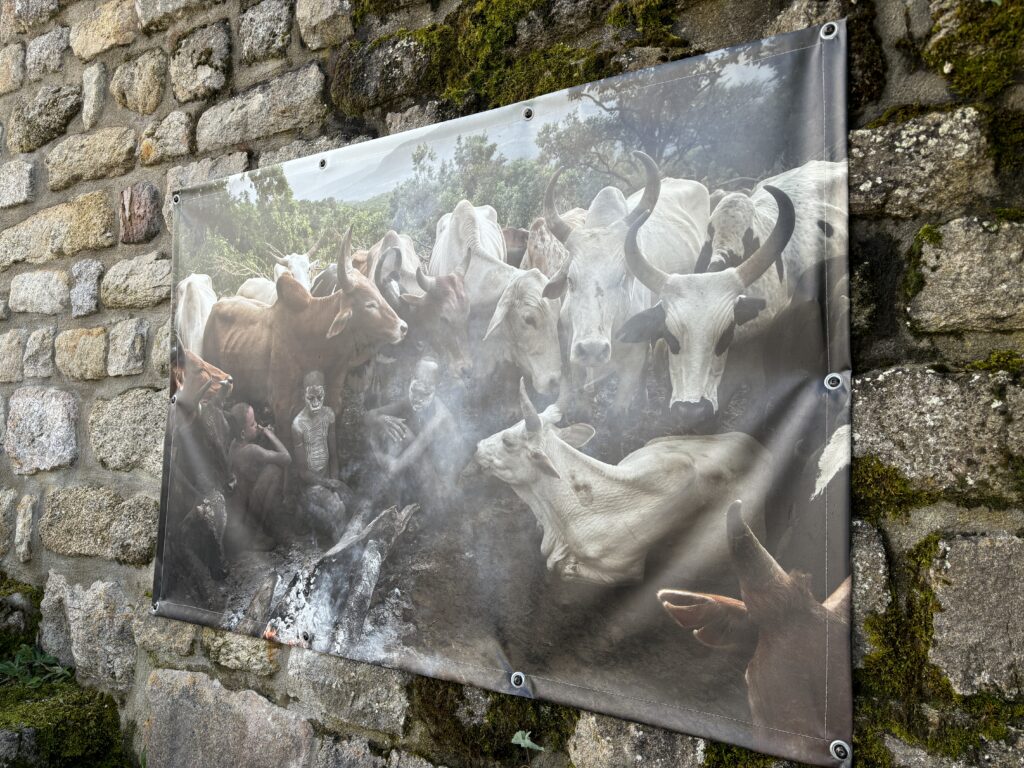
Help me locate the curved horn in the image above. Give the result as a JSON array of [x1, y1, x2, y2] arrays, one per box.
[[455, 244, 473, 278], [623, 150, 661, 226], [335, 226, 354, 294], [735, 185, 795, 288], [726, 500, 788, 592], [519, 378, 541, 434], [543, 167, 573, 243], [373, 244, 403, 288], [623, 210, 669, 294], [415, 266, 437, 293], [305, 229, 330, 260], [266, 242, 287, 264]]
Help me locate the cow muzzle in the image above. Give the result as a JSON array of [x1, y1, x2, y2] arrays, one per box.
[[572, 337, 612, 365], [670, 398, 716, 431]]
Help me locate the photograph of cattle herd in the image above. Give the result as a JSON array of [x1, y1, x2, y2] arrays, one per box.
[[155, 24, 852, 764]]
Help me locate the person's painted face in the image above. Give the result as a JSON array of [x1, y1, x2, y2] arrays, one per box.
[[242, 406, 259, 441], [305, 384, 325, 412], [408, 377, 435, 412]]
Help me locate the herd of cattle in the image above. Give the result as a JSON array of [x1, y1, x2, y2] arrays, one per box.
[[166, 152, 851, 743]]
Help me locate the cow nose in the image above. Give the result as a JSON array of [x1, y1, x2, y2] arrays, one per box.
[[397, 321, 408, 338], [671, 398, 715, 430], [573, 339, 611, 364], [543, 375, 560, 395]]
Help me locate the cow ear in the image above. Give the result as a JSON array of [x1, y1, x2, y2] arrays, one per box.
[[529, 448, 561, 479], [484, 282, 516, 340], [543, 273, 567, 300], [276, 272, 311, 310], [326, 307, 352, 338], [734, 295, 767, 325], [658, 590, 757, 652], [617, 303, 667, 345], [557, 423, 595, 448], [399, 292, 425, 307], [695, 239, 713, 274]]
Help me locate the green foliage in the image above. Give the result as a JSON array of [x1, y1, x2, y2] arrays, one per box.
[[407, 676, 578, 765], [0, 644, 72, 689], [177, 165, 392, 294], [606, 0, 684, 47], [921, 0, 1024, 100], [0, 678, 130, 767], [852, 456, 940, 525]]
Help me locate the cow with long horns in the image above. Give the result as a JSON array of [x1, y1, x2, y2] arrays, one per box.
[[617, 185, 799, 429], [470, 380, 772, 585], [658, 500, 851, 756], [203, 226, 407, 444], [541, 152, 709, 414], [236, 231, 328, 305], [429, 200, 564, 397]]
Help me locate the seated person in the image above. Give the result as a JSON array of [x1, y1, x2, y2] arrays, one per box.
[[226, 402, 291, 549], [364, 357, 464, 507]]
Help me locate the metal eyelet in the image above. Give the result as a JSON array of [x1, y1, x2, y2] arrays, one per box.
[[829, 740, 851, 762], [510, 671, 526, 688], [318, 158, 327, 169], [820, 22, 838, 40], [824, 373, 843, 391], [522, 107, 534, 121]]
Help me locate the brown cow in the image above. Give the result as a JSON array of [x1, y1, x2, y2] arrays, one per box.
[[658, 500, 851, 753], [203, 229, 407, 442]]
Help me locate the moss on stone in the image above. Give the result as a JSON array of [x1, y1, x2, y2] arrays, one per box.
[[965, 349, 1024, 379], [921, 0, 1024, 101], [988, 109, 1024, 185], [852, 456, 940, 526], [0, 573, 43, 658], [902, 224, 942, 303], [404, 0, 631, 110], [606, 0, 684, 47], [701, 741, 777, 768], [350, 0, 406, 29], [863, 103, 957, 130], [0, 679, 130, 767], [993, 207, 1024, 222], [848, 0, 887, 114], [856, 530, 1024, 761], [407, 674, 579, 764]]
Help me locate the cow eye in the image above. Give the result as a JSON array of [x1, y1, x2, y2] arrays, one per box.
[[523, 314, 537, 327], [566, 276, 575, 290], [365, 301, 378, 310], [502, 435, 514, 448]]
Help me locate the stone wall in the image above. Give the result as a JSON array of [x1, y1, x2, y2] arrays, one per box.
[[0, 0, 1021, 766]]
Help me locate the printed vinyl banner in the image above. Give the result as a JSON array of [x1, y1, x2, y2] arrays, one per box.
[[155, 21, 851, 766]]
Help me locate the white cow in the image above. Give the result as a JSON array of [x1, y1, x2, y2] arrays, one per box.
[[619, 159, 846, 429], [541, 152, 709, 413], [429, 200, 563, 396], [236, 233, 327, 305], [699, 160, 847, 275], [235, 276, 276, 305], [175, 273, 216, 357], [472, 380, 772, 585]]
